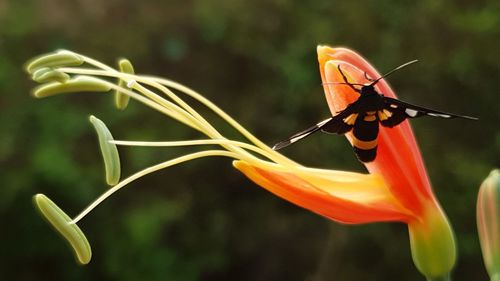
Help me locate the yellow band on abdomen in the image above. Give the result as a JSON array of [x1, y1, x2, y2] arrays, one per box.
[[363, 115, 377, 122], [352, 135, 378, 150]]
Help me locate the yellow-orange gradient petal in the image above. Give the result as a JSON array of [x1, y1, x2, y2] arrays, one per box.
[[317, 46, 435, 215], [233, 160, 414, 224]]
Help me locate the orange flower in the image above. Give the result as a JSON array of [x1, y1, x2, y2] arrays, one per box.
[[234, 160, 412, 225], [27, 50, 455, 279], [236, 46, 457, 279], [319, 46, 456, 278]]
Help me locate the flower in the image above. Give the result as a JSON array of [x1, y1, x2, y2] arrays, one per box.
[[27, 50, 392, 265], [26, 49, 454, 280], [477, 169, 500, 281], [316, 46, 456, 279]]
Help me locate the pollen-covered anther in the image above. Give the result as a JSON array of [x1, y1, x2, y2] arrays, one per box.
[[89, 115, 121, 186], [33, 194, 92, 265], [25, 50, 84, 74], [32, 76, 111, 98], [32, 67, 71, 83], [114, 58, 135, 110]]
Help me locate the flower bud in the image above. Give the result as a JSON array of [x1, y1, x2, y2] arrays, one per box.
[[477, 169, 500, 281]]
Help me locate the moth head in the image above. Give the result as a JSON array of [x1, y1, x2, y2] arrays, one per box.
[[360, 84, 378, 96]]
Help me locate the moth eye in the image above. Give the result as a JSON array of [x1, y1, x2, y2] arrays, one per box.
[[405, 109, 419, 117]]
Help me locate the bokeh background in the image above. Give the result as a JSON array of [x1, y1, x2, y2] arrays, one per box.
[[1, 0, 499, 280]]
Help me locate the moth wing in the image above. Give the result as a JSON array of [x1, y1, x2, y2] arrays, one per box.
[[381, 97, 477, 128], [272, 101, 359, 151], [272, 118, 332, 150], [320, 105, 357, 135]]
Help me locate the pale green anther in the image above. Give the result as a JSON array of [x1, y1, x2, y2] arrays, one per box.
[[114, 58, 134, 110], [89, 115, 121, 186], [32, 76, 111, 98], [32, 67, 70, 83], [25, 50, 84, 74], [33, 194, 92, 265]]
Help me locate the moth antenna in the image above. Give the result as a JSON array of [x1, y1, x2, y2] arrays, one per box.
[[370, 60, 419, 86], [321, 82, 366, 86]]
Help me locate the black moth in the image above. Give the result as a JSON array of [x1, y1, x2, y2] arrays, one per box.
[[272, 60, 478, 163]]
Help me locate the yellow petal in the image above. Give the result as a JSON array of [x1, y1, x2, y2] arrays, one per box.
[[33, 194, 91, 265]]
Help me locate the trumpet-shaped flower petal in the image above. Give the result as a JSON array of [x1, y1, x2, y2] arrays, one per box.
[[234, 160, 414, 224], [317, 46, 456, 279]]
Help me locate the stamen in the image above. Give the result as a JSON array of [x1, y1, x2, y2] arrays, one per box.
[[32, 67, 71, 83], [25, 50, 84, 74], [33, 194, 91, 264], [150, 77, 297, 166], [58, 64, 294, 166], [110, 139, 274, 161], [89, 116, 121, 186], [27, 50, 315, 266], [114, 58, 134, 110], [32, 76, 111, 98], [69, 150, 239, 224], [128, 80, 208, 134]]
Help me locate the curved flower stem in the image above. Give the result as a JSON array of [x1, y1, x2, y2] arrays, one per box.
[[70, 150, 239, 224]]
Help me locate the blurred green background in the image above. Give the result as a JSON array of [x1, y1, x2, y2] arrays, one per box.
[[1, 0, 499, 280]]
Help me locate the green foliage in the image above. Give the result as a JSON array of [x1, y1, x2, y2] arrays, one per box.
[[0, 0, 498, 280]]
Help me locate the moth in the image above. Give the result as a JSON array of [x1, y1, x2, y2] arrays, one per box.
[[272, 60, 478, 162]]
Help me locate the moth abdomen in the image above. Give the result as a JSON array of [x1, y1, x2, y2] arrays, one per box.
[[352, 112, 379, 162], [353, 145, 378, 162]]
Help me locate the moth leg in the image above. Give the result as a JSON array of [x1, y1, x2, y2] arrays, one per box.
[[337, 65, 361, 93], [364, 71, 375, 82]]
